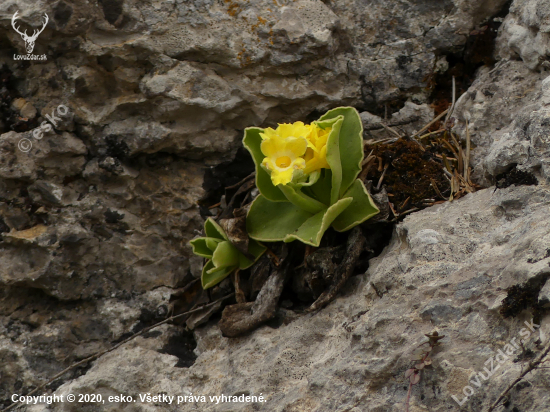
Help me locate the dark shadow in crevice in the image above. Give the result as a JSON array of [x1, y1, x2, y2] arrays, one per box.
[[158, 331, 198, 368], [428, 0, 513, 112]]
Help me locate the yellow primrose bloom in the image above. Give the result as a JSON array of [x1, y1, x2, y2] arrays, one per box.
[[304, 124, 332, 174], [260, 122, 310, 186]]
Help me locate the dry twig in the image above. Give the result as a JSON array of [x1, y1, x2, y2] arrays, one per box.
[[413, 108, 449, 137], [380, 122, 402, 138], [307, 227, 366, 312], [376, 163, 390, 191], [444, 76, 456, 125], [0, 294, 235, 412], [486, 341, 550, 412]]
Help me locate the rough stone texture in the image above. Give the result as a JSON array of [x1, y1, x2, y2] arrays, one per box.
[[452, 60, 550, 186], [541, 280, 550, 308], [0, 0, 504, 299], [497, 0, 550, 70], [452, 0, 550, 187], [0, 0, 509, 301], [22, 185, 550, 412], [361, 101, 434, 140], [2, 0, 550, 411]]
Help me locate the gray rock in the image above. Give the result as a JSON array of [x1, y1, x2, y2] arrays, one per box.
[[18, 185, 550, 412], [11, 98, 37, 119], [540, 280, 550, 309], [497, 0, 550, 70], [28, 181, 72, 206], [453, 60, 550, 186], [1, 0, 550, 411], [361, 101, 434, 140]]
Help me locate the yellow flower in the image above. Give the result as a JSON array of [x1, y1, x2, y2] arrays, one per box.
[[304, 124, 332, 174], [260, 122, 310, 186]]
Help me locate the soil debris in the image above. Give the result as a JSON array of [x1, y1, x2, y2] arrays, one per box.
[[500, 274, 550, 324], [365, 138, 450, 214], [495, 164, 538, 189]]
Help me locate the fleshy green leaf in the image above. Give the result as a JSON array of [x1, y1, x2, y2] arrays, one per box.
[[194, 217, 267, 290], [206, 237, 223, 251], [318, 107, 363, 197], [211, 240, 240, 271], [284, 197, 353, 246], [331, 179, 380, 232], [204, 218, 228, 240], [279, 184, 327, 213], [248, 238, 266, 259], [294, 169, 320, 187], [189, 238, 214, 259], [302, 169, 332, 206], [246, 195, 313, 242], [327, 117, 344, 205], [243, 127, 286, 202], [201, 260, 235, 289], [317, 115, 344, 205], [238, 254, 253, 269], [238, 239, 266, 269]]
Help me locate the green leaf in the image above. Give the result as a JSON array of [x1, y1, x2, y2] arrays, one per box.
[[238, 239, 266, 269], [238, 253, 253, 269], [206, 238, 222, 251], [202, 260, 235, 289], [189, 238, 214, 259], [196, 218, 267, 289], [323, 116, 344, 205], [242, 127, 286, 202], [318, 107, 363, 197], [294, 169, 320, 187], [248, 238, 266, 259], [302, 169, 332, 205], [331, 179, 380, 232], [211, 240, 240, 271], [246, 195, 313, 242], [279, 184, 327, 213], [284, 197, 353, 246], [204, 218, 228, 240], [314, 117, 341, 130]]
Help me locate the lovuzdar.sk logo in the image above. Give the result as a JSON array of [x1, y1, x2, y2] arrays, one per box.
[[11, 11, 48, 61]]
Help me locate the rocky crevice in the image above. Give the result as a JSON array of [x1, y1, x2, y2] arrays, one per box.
[[1, 0, 550, 410]]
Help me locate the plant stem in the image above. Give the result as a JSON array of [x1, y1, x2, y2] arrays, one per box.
[[487, 341, 550, 412], [405, 380, 413, 412]]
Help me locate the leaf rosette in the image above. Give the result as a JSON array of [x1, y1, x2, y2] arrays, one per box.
[[244, 107, 379, 246], [190, 218, 266, 289]]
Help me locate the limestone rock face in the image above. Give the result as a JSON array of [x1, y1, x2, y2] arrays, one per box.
[[22, 186, 550, 412], [452, 0, 550, 187], [1, 0, 550, 411], [497, 0, 550, 70], [0, 0, 506, 301], [452, 60, 550, 186]]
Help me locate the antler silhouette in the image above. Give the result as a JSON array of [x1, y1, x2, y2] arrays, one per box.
[[11, 11, 27, 38], [11, 11, 49, 54], [29, 13, 49, 41]]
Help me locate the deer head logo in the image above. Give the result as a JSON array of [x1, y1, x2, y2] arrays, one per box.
[[11, 11, 49, 54]]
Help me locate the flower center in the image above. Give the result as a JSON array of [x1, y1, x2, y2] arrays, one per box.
[[276, 156, 292, 168]]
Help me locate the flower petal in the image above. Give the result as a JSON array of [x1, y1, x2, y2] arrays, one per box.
[[271, 167, 294, 185], [261, 137, 281, 157], [259, 127, 277, 140], [284, 136, 307, 156], [303, 124, 332, 174]]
